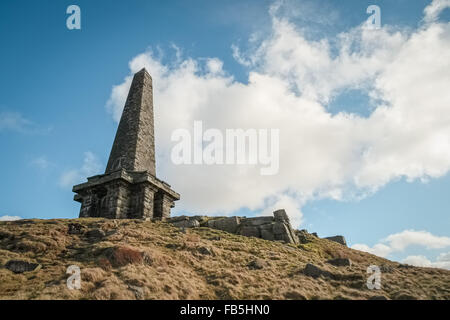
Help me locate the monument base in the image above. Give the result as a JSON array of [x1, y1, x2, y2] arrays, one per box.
[[72, 169, 180, 220]]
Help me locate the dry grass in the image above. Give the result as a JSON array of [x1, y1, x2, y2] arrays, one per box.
[[0, 218, 449, 300]]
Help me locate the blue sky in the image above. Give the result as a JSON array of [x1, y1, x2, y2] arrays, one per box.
[[1, 0, 449, 268]]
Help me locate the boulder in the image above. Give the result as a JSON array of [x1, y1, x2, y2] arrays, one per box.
[[273, 209, 290, 222], [171, 218, 200, 229], [303, 263, 323, 278], [5, 260, 41, 274], [296, 230, 311, 244], [327, 258, 352, 267], [68, 223, 85, 235], [273, 222, 298, 244], [239, 226, 260, 238], [247, 259, 266, 270], [197, 246, 214, 256], [260, 228, 275, 241], [207, 217, 241, 234], [86, 228, 106, 239], [246, 216, 274, 226], [324, 235, 347, 246]]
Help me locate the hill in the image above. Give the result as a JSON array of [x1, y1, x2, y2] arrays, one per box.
[[0, 218, 449, 300]]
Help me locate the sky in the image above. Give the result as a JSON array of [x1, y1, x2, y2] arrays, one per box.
[[0, 0, 450, 269]]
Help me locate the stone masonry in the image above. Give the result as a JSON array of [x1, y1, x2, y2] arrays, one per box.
[[73, 68, 180, 219]]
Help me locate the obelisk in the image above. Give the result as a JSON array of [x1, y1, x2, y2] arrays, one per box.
[[73, 68, 180, 220]]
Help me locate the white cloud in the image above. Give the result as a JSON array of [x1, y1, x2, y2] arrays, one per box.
[[30, 156, 51, 170], [0, 111, 51, 134], [105, 2, 450, 223], [402, 252, 450, 270], [353, 230, 450, 257], [0, 112, 33, 133], [59, 152, 102, 188], [352, 230, 450, 270], [352, 243, 392, 258], [0, 215, 22, 221], [424, 0, 450, 23]]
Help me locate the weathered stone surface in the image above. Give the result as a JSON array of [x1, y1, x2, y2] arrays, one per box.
[[208, 217, 241, 234], [200, 210, 300, 244], [324, 235, 347, 246], [246, 217, 274, 226], [247, 259, 266, 270], [260, 229, 275, 241], [327, 258, 352, 267], [273, 209, 290, 222], [5, 260, 41, 274], [296, 229, 311, 244], [303, 263, 323, 278], [128, 285, 144, 300], [168, 216, 200, 229], [68, 223, 85, 235], [73, 69, 179, 220], [239, 226, 261, 238], [380, 264, 394, 273], [86, 228, 105, 239], [197, 246, 214, 256]]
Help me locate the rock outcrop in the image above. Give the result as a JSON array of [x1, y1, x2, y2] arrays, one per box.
[[167, 209, 299, 244], [324, 235, 347, 246]]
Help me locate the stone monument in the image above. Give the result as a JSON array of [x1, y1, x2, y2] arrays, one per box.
[[72, 68, 180, 219]]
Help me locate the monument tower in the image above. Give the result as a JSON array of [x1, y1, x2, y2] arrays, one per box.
[[72, 68, 180, 219]]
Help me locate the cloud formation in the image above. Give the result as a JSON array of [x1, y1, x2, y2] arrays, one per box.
[[106, 1, 450, 226], [59, 152, 102, 188], [352, 230, 450, 270], [402, 251, 450, 270], [0, 215, 22, 221], [352, 230, 450, 257]]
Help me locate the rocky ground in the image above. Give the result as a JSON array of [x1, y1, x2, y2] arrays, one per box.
[[0, 218, 449, 300]]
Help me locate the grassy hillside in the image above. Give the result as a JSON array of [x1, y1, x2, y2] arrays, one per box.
[[0, 218, 449, 300]]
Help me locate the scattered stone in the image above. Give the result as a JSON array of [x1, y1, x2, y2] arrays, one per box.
[[210, 236, 221, 241], [128, 285, 144, 300], [303, 263, 323, 278], [247, 259, 265, 270], [296, 229, 311, 244], [311, 232, 318, 237], [5, 260, 41, 274], [197, 246, 213, 256], [86, 228, 105, 239], [327, 258, 352, 267], [68, 223, 85, 235], [380, 264, 394, 273], [324, 235, 347, 246]]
